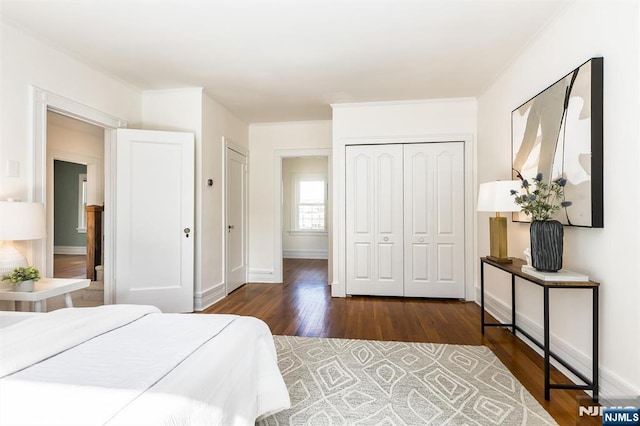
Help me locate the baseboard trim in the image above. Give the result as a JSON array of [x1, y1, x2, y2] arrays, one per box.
[[283, 249, 328, 259], [477, 287, 638, 398], [249, 268, 275, 283], [54, 246, 86, 255], [194, 282, 225, 311]]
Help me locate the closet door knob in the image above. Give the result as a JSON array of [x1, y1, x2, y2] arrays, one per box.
[[383, 237, 389, 242], [419, 237, 424, 242]]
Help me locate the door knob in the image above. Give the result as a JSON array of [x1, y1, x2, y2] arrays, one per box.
[[228, 225, 234, 233], [419, 237, 424, 242], [184, 228, 191, 238], [383, 237, 389, 242]]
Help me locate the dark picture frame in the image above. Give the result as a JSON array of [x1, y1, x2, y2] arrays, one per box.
[[511, 57, 603, 228]]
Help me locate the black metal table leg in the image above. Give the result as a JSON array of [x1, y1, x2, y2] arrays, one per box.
[[481, 259, 485, 335], [593, 286, 599, 401], [511, 274, 516, 334], [544, 287, 550, 400]]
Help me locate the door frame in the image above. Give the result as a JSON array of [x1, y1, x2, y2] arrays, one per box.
[[273, 148, 332, 283], [30, 86, 127, 304], [332, 134, 474, 300], [222, 137, 249, 295]]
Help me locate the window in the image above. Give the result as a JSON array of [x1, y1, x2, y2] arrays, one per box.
[[292, 174, 326, 232], [77, 174, 87, 233]]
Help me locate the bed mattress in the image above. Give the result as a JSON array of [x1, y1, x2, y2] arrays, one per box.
[[0, 305, 290, 425]]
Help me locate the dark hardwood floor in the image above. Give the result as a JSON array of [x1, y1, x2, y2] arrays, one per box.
[[53, 254, 86, 278], [205, 258, 599, 425]]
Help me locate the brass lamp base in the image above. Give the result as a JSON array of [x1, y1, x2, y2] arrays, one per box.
[[488, 215, 511, 263]]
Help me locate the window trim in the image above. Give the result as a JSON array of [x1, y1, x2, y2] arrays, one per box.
[[77, 173, 87, 233]]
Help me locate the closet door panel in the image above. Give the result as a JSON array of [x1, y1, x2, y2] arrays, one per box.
[[346, 148, 375, 293], [354, 243, 371, 279], [346, 144, 403, 296], [404, 142, 465, 298], [411, 243, 430, 281], [434, 146, 464, 294], [373, 146, 403, 294]]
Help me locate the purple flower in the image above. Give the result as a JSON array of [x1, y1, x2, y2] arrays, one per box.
[[561, 201, 572, 207], [522, 179, 529, 188], [557, 178, 567, 187], [510, 189, 517, 195], [535, 172, 543, 181]]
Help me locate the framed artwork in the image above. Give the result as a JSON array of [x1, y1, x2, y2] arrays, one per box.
[[511, 57, 603, 227]]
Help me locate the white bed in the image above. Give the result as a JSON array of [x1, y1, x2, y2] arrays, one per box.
[[0, 305, 290, 425]]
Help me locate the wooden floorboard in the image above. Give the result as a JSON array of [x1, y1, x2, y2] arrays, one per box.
[[53, 254, 86, 278], [205, 258, 599, 425]]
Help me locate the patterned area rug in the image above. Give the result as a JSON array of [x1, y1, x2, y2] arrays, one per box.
[[258, 336, 557, 425]]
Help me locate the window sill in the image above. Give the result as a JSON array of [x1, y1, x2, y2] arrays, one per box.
[[288, 230, 328, 236], [77, 228, 87, 234]]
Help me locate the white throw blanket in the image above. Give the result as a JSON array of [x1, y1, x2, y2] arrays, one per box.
[[0, 305, 290, 425], [0, 304, 160, 377]]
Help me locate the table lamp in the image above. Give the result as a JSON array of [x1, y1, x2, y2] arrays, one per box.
[[0, 201, 46, 276], [477, 181, 521, 263]]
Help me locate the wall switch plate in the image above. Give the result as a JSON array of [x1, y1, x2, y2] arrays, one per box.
[[5, 160, 19, 178]]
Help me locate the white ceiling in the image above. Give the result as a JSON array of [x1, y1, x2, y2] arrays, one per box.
[[0, 0, 571, 123]]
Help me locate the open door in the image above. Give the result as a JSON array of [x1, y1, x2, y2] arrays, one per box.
[[114, 129, 194, 312], [225, 146, 248, 294]]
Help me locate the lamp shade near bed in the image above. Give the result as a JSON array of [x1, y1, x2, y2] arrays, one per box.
[[0, 201, 46, 276], [477, 181, 521, 263]]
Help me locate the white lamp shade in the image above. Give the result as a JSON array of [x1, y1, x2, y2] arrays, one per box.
[[477, 181, 522, 212], [0, 201, 46, 240]]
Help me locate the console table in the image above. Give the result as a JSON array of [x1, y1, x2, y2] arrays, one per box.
[[480, 257, 599, 400], [0, 278, 90, 312]]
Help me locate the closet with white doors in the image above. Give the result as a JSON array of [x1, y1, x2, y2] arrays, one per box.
[[345, 142, 465, 298]]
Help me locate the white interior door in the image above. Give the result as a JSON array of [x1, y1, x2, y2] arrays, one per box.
[[226, 147, 247, 294], [404, 142, 465, 298], [346, 144, 403, 296], [114, 129, 194, 313]]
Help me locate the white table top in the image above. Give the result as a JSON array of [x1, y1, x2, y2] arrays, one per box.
[[0, 278, 90, 302]]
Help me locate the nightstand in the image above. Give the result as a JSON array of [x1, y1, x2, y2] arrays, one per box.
[[0, 277, 91, 312]]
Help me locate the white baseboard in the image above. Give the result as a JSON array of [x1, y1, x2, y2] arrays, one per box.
[[194, 282, 226, 312], [249, 268, 275, 283], [54, 246, 86, 255], [283, 249, 328, 259], [477, 287, 639, 398]]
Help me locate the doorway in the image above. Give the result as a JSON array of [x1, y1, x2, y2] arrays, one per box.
[[273, 149, 332, 285], [47, 111, 104, 278], [46, 111, 106, 307], [224, 139, 249, 295], [281, 157, 328, 260], [31, 87, 125, 305], [52, 159, 87, 278]]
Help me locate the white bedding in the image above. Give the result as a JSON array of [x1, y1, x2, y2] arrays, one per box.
[[0, 306, 290, 425]]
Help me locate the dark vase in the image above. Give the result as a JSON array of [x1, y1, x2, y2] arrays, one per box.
[[530, 220, 564, 272]]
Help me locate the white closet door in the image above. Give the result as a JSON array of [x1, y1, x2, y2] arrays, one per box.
[[346, 144, 404, 296], [403, 142, 465, 298]]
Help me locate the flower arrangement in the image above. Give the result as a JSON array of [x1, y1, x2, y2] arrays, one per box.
[[2, 266, 41, 285], [510, 172, 572, 221]]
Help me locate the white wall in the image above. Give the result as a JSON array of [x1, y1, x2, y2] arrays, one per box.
[[331, 99, 477, 298], [248, 121, 332, 281], [0, 21, 141, 310], [200, 93, 248, 309], [142, 89, 248, 311], [282, 157, 328, 259], [477, 1, 639, 397], [0, 22, 141, 202]]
